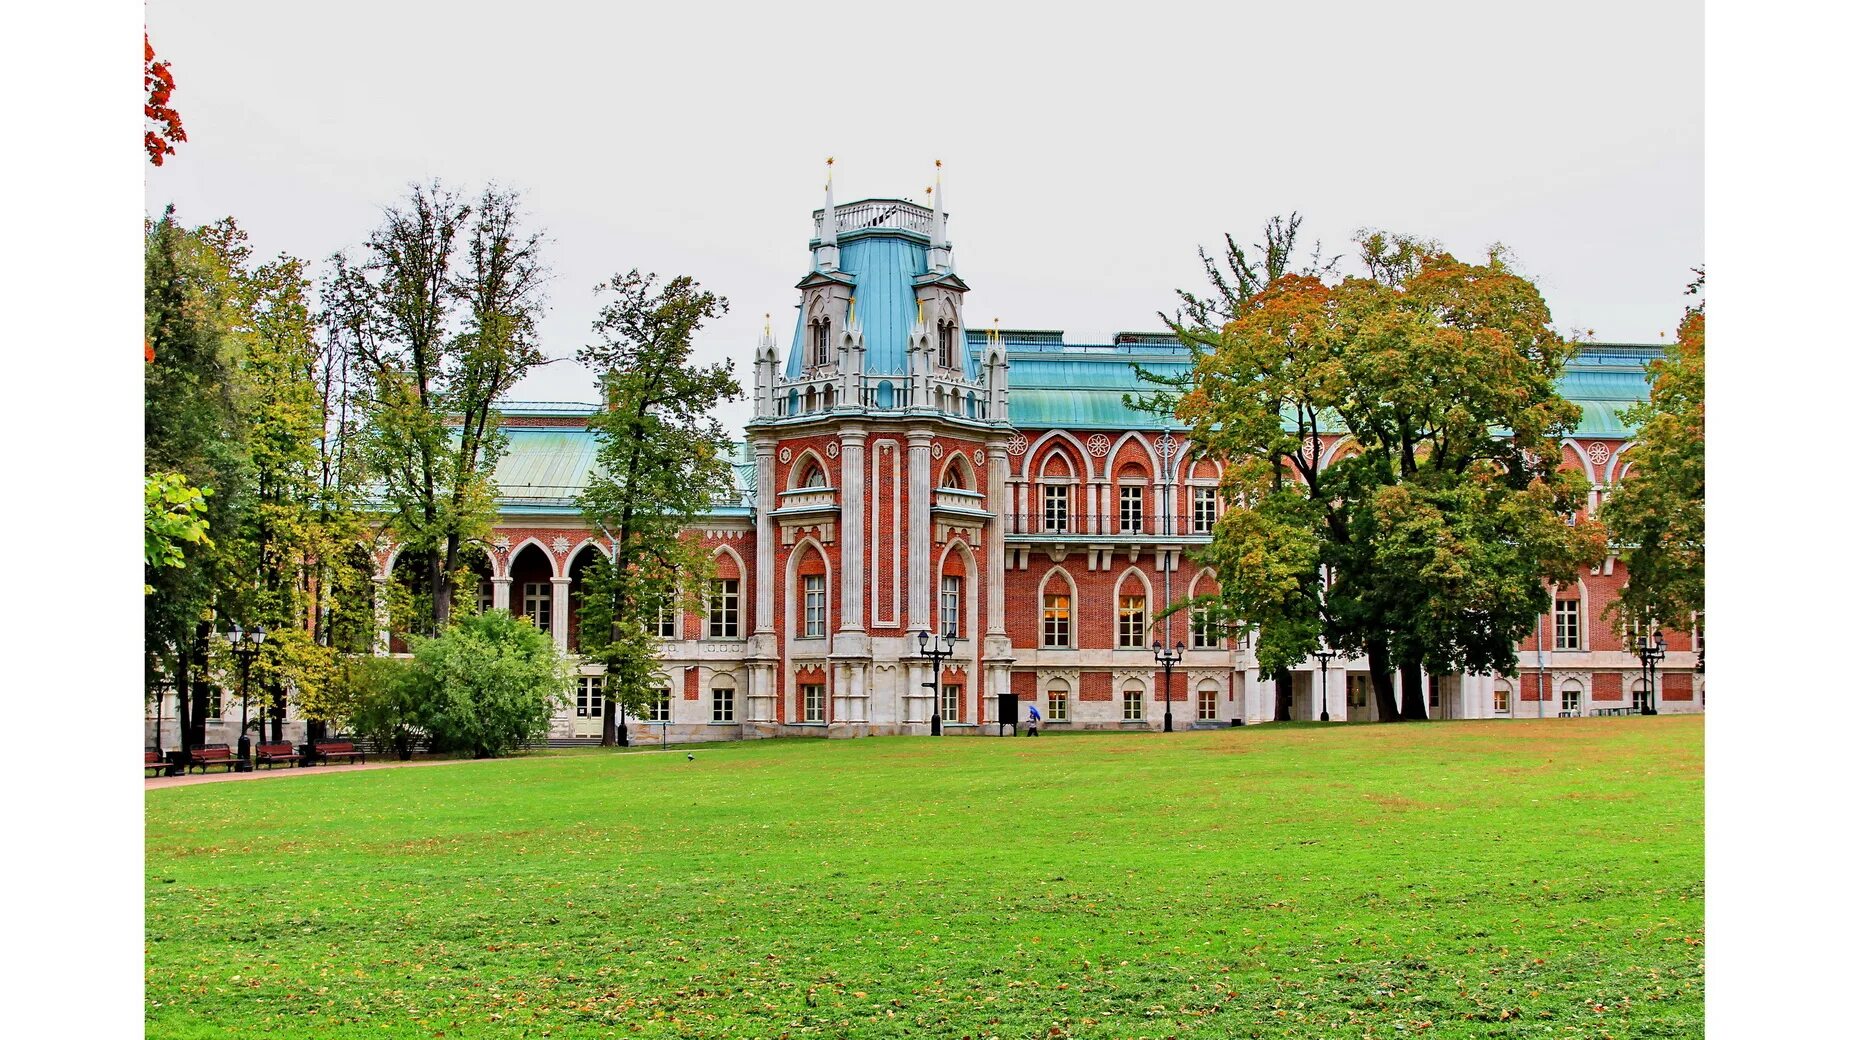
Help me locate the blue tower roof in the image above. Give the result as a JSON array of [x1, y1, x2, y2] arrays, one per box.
[[785, 231, 935, 380]]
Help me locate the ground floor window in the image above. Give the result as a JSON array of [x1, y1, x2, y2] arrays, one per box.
[[1123, 685, 1144, 722], [204, 685, 223, 720], [1494, 682, 1511, 714], [1198, 684, 1218, 720], [801, 682, 826, 723], [940, 683, 961, 722], [1046, 681, 1069, 722], [712, 685, 735, 723], [649, 687, 671, 723], [1632, 679, 1649, 713], [576, 675, 604, 719], [523, 582, 552, 633], [1346, 675, 1368, 709], [1560, 683, 1582, 715]]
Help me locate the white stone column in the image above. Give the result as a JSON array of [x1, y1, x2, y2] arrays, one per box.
[[491, 577, 512, 612], [906, 428, 933, 632], [985, 441, 1011, 636], [372, 574, 390, 656], [753, 439, 777, 635], [550, 576, 572, 653], [839, 426, 867, 632]]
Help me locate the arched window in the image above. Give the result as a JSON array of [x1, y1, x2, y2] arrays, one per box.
[[942, 465, 964, 490], [876, 380, 895, 408], [1559, 680, 1583, 716], [1494, 679, 1513, 714], [1046, 678, 1070, 722], [1041, 571, 1074, 648], [1122, 680, 1145, 722], [800, 462, 827, 488], [937, 320, 956, 368], [1197, 679, 1219, 720], [1631, 678, 1649, 714], [810, 317, 832, 368]]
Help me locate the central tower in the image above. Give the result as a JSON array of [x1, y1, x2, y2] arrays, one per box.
[[744, 164, 1014, 736]]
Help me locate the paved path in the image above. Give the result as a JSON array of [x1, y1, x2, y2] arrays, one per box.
[[143, 745, 707, 790]]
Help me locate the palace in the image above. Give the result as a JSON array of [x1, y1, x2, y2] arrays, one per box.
[[149, 179, 1704, 749]]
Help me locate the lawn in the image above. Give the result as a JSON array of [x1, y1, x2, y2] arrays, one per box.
[[145, 718, 1704, 1038]]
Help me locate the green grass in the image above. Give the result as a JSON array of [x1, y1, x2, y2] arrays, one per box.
[[146, 718, 1703, 1038]]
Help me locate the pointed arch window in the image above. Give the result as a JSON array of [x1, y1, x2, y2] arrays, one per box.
[[937, 320, 956, 369], [810, 317, 832, 368]]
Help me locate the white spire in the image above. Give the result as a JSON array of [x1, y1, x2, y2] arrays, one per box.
[[818, 157, 840, 272], [929, 159, 951, 273]]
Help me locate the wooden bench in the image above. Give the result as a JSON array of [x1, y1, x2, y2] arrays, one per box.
[[187, 743, 237, 774], [145, 749, 167, 777], [314, 740, 365, 766], [255, 742, 300, 769], [1592, 706, 1640, 717]]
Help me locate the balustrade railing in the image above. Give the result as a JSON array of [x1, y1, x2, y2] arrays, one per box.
[[813, 199, 936, 238], [1002, 513, 1210, 537]]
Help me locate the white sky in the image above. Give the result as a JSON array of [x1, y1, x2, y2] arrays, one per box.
[[145, 1, 1702, 437]]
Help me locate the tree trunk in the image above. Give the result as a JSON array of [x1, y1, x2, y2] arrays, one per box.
[[270, 683, 286, 742], [429, 546, 451, 632], [188, 620, 212, 746], [175, 649, 193, 756], [1368, 638, 1401, 722], [1274, 670, 1293, 721], [1399, 660, 1429, 721]]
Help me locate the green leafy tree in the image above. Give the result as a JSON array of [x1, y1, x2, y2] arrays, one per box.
[[145, 471, 212, 592], [326, 182, 549, 634], [341, 655, 424, 760], [575, 271, 742, 744], [410, 611, 571, 758], [1600, 271, 1705, 638], [145, 209, 251, 753], [1179, 235, 1603, 721]]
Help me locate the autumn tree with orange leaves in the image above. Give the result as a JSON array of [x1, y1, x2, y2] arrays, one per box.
[[145, 33, 186, 166]]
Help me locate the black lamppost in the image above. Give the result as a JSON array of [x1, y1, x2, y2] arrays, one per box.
[[1635, 628, 1666, 716], [1153, 639, 1182, 732], [617, 699, 629, 747], [918, 629, 956, 736], [1312, 647, 1335, 722], [226, 623, 265, 771]]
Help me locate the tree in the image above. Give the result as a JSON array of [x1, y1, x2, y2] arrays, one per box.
[[145, 209, 251, 753], [145, 33, 186, 166], [145, 471, 211, 593], [575, 271, 742, 744], [327, 182, 549, 634], [1178, 233, 1603, 721], [1600, 270, 1705, 637], [1149, 215, 1337, 720], [410, 611, 571, 758]]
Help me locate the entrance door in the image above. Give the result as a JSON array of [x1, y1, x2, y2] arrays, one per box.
[[574, 675, 605, 738]]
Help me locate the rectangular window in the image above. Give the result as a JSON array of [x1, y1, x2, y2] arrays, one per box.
[[940, 576, 962, 639], [478, 582, 494, 616], [1119, 485, 1144, 533], [1632, 682, 1649, 713], [1042, 593, 1071, 648], [576, 675, 604, 719], [205, 685, 223, 720], [711, 685, 735, 723], [653, 601, 678, 639], [1553, 598, 1581, 651], [803, 574, 826, 637], [940, 683, 961, 723], [801, 682, 826, 723], [1561, 685, 1581, 715], [1123, 688, 1144, 722], [1198, 688, 1218, 720], [1192, 486, 1218, 533], [1347, 675, 1368, 709], [1191, 610, 1220, 649], [1118, 594, 1146, 648], [1047, 685, 1069, 722], [1494, 685, 1511, 714], [1043, 485, 1068, 533], [937, 323, 956, 369], [707, 578, 740, 639], [523, 582, 552, 633], [649, 687, 671, 723]]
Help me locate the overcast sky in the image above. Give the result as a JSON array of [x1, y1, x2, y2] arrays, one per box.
[[146, 1, 1702, 437]]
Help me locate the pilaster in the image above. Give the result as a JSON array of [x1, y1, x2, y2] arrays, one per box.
[[550, 576, 572, 653]]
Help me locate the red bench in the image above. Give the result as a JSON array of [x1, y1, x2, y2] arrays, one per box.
[[145, 749, 166, 777], [187, 743, 237, 774], [255, 742, 300, 769], [314, 740, 365, 765]]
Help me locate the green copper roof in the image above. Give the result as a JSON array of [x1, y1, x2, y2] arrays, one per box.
[[490, 421, 754, 512], [787, 235, 933, 380]]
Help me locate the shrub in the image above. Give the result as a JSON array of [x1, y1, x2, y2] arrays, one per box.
[[343, 655, 424, 761], [410, 610, 570, 758]]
